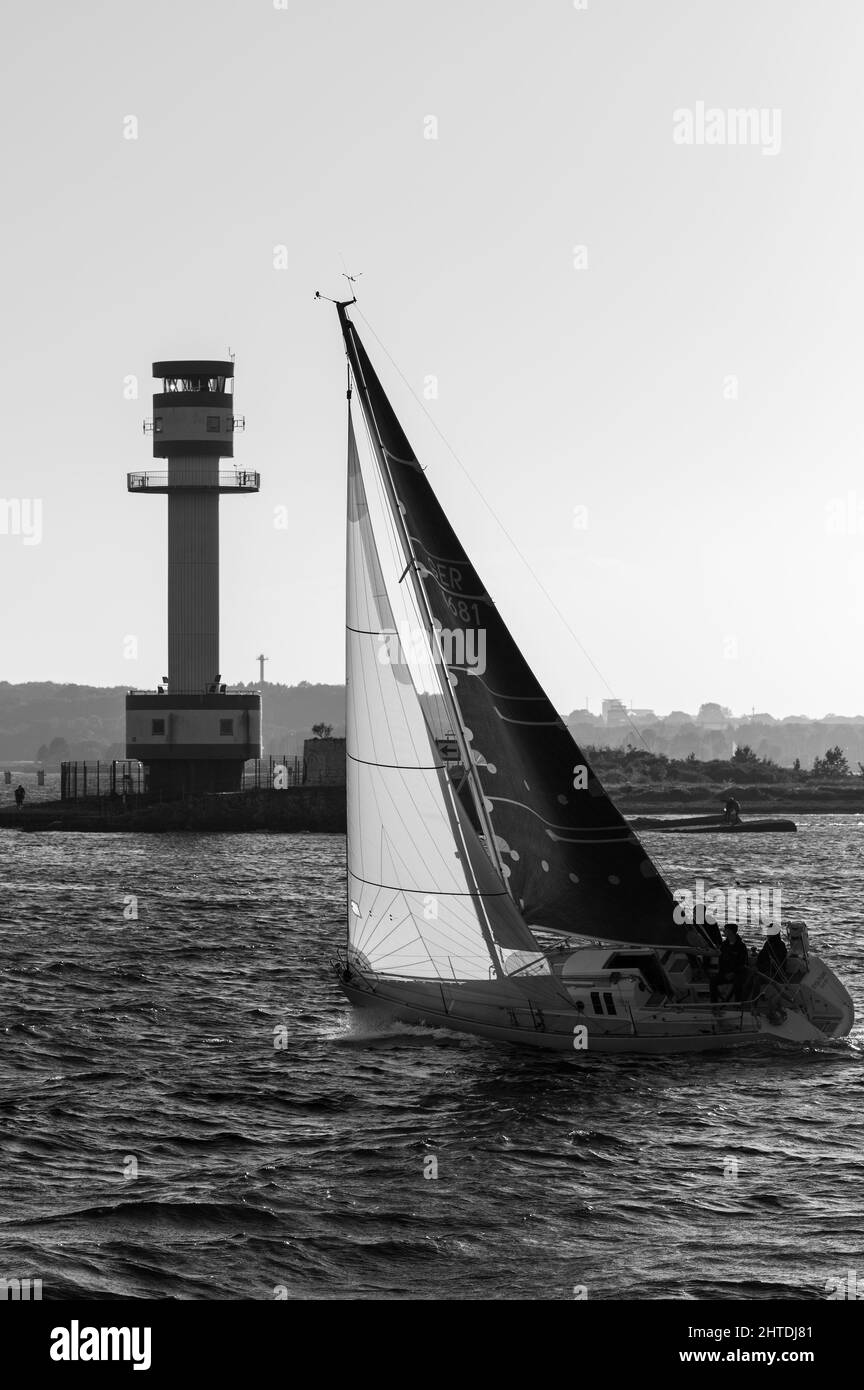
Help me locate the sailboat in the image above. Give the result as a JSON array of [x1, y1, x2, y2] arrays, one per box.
[[331, 298, 854, 1053]]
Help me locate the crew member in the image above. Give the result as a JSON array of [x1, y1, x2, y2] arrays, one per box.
[[14, 783, 26, 809], [757, 922, 788, 982], [709, 921, 748, 1001], [723, 795, 741, 825]]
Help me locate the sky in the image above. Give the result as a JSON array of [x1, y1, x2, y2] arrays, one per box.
[[2, 0, 864, 718]]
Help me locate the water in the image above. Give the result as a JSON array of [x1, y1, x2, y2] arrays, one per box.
[[1, 818, 863, 1300]]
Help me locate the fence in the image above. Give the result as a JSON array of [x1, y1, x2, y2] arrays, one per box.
[[60, 761, 145, 801], [59, 756, 308, 802], [242, 756, 305, 790]]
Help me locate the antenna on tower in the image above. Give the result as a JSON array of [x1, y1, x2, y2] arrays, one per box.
[[257, 653, 269, 688]]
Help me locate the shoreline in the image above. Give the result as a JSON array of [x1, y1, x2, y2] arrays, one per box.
[[615, 792, 864, 815], [0, 786, 345, 834], [1, 785, 863, 833]]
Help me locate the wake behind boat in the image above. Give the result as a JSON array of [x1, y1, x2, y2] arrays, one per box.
[[329, 298, 853, 1054]]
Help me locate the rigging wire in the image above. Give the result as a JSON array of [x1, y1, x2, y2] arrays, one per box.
[[354, 393, 441, 704], [345, 320, 513, 970], [354, 372, 470, 739], [353, 306, 652, 756]]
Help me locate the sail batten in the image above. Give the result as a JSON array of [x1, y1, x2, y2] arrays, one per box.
[[340, 306, 704, 952]]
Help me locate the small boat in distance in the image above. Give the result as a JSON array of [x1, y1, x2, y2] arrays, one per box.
[[628, 814, 797, 834], [330, 298, 853, 1053]]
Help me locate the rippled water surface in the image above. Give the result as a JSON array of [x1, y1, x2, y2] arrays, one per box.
[[1, 819, 863, 1300]]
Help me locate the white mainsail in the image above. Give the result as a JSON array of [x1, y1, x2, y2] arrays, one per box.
[[346, 406, 537, 980]]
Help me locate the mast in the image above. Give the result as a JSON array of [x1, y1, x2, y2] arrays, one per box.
[[339, 311, 513, 979], [338, 305, 513, 900]]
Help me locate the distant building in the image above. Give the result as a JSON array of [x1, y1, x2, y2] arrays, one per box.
[[125, 359, 262, 796], [628, 707, 656, 724], [602, 699, 628, 725]]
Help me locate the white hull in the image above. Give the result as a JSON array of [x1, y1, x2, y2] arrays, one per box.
[[336, 943, 854, 1055]]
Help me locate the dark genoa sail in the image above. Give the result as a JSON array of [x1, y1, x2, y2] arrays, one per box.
[[339, 305, 704, 951]]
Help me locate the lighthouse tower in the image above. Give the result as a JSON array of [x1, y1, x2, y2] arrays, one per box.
[[125, 360, 261, 796]]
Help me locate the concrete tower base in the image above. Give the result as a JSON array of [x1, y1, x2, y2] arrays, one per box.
[[126, 692, 261, 799], [145, 758, 247, 798]]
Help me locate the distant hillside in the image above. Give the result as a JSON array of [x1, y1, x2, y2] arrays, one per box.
[[0, 682, 345, 763], [587, 743, 863, 787], [2, 680, 864, 772], [565, 716, 864, 771], [583, 744, 864, 813]]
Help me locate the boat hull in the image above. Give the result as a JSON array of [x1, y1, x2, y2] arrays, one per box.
[[628, 815, 797, 834], [337, 955, 852, 1055], [341, 980, 756, 1052]]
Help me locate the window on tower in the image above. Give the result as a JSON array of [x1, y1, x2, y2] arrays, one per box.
[[160, 375, 231, 394], [151, 719, 166, 736], [206, 416, 221, 432], [220, 719, 234, 736]]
